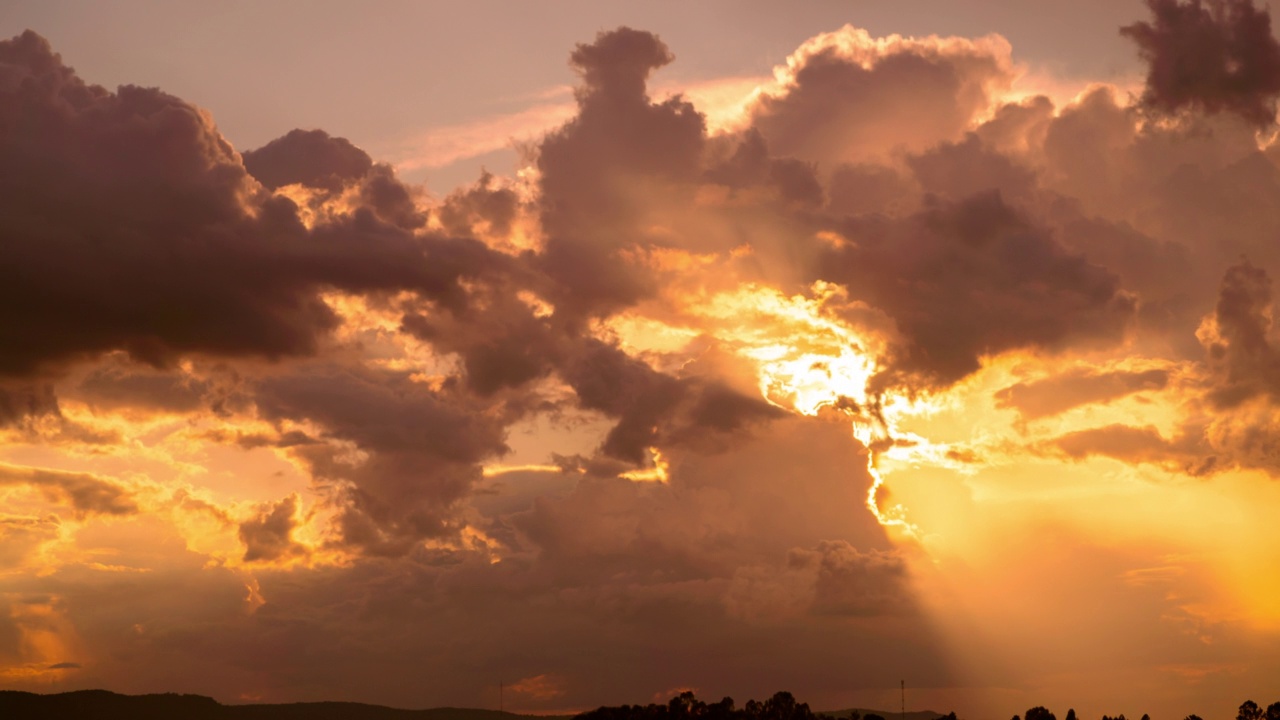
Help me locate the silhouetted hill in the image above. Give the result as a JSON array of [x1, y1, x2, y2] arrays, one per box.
[[820, 709, 945, 720], [0, 689, 574, 720]]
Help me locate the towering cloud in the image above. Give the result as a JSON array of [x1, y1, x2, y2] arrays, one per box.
[[750, 27, 1016, 162], [535, 27, 706, 318]]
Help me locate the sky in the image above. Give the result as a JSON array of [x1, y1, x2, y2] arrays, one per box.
[[1, 1, 1280, 718]]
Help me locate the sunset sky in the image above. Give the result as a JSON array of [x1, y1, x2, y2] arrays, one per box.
[[2, 1, 1280, 718]]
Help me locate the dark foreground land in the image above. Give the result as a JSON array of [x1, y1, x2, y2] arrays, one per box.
[[6, 687, 1273, 720], [0, 689, 575, 720], [0, 689, 936, 720]]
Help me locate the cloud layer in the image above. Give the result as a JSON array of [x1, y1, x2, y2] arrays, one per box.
[[4, 2, 1280, 716]]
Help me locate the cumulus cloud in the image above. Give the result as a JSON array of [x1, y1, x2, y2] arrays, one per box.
[[749, 26, 1017, 163]]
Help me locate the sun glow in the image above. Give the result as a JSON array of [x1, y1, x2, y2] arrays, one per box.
[[619, 447, 671, 484], [680, 282, 945, 536]]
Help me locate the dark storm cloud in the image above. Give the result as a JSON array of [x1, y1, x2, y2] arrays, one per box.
[[822, 191, 1136, 386], [76, 361, 210, 414], [239, 495, 305, 562], [241, 128, 374, 191], [1122, 0, 1280, 126], [0, 30, 505, 379]]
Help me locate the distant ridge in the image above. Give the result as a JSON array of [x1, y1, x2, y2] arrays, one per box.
[[0, 689, 575, 720]]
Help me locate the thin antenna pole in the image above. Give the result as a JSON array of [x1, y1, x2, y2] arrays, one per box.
[[500, 681, 504, 713], [900, 680, 905, 720]]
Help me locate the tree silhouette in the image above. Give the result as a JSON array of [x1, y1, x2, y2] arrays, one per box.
[[1065, 709, 1076, 720], [1241, 701, 1264, 720], [1026, 706, 1056, 720], [1185, 715, 1205, 720], [1266, 703, 1280, 720]]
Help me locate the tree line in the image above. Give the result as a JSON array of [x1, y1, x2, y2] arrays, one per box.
[[1010, 701, 1280, 720], [575, 692, 1280, 720]]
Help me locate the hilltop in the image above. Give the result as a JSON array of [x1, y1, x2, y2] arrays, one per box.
[[0, 689, 574, 720]]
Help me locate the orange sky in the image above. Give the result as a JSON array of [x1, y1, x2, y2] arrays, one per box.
[[2, 2, 1280, 718]]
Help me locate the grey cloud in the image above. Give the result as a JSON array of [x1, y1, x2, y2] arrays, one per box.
[[437, 171, 521, 239], [559, 339, 783, 465], [996, 367, 1170, 420], [0, 464, 136, 517], [789, 540, 910, 617], [906, 133, 1038, 202], [1051, 424, 1179, 464], [253, 362, 509, 554]]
